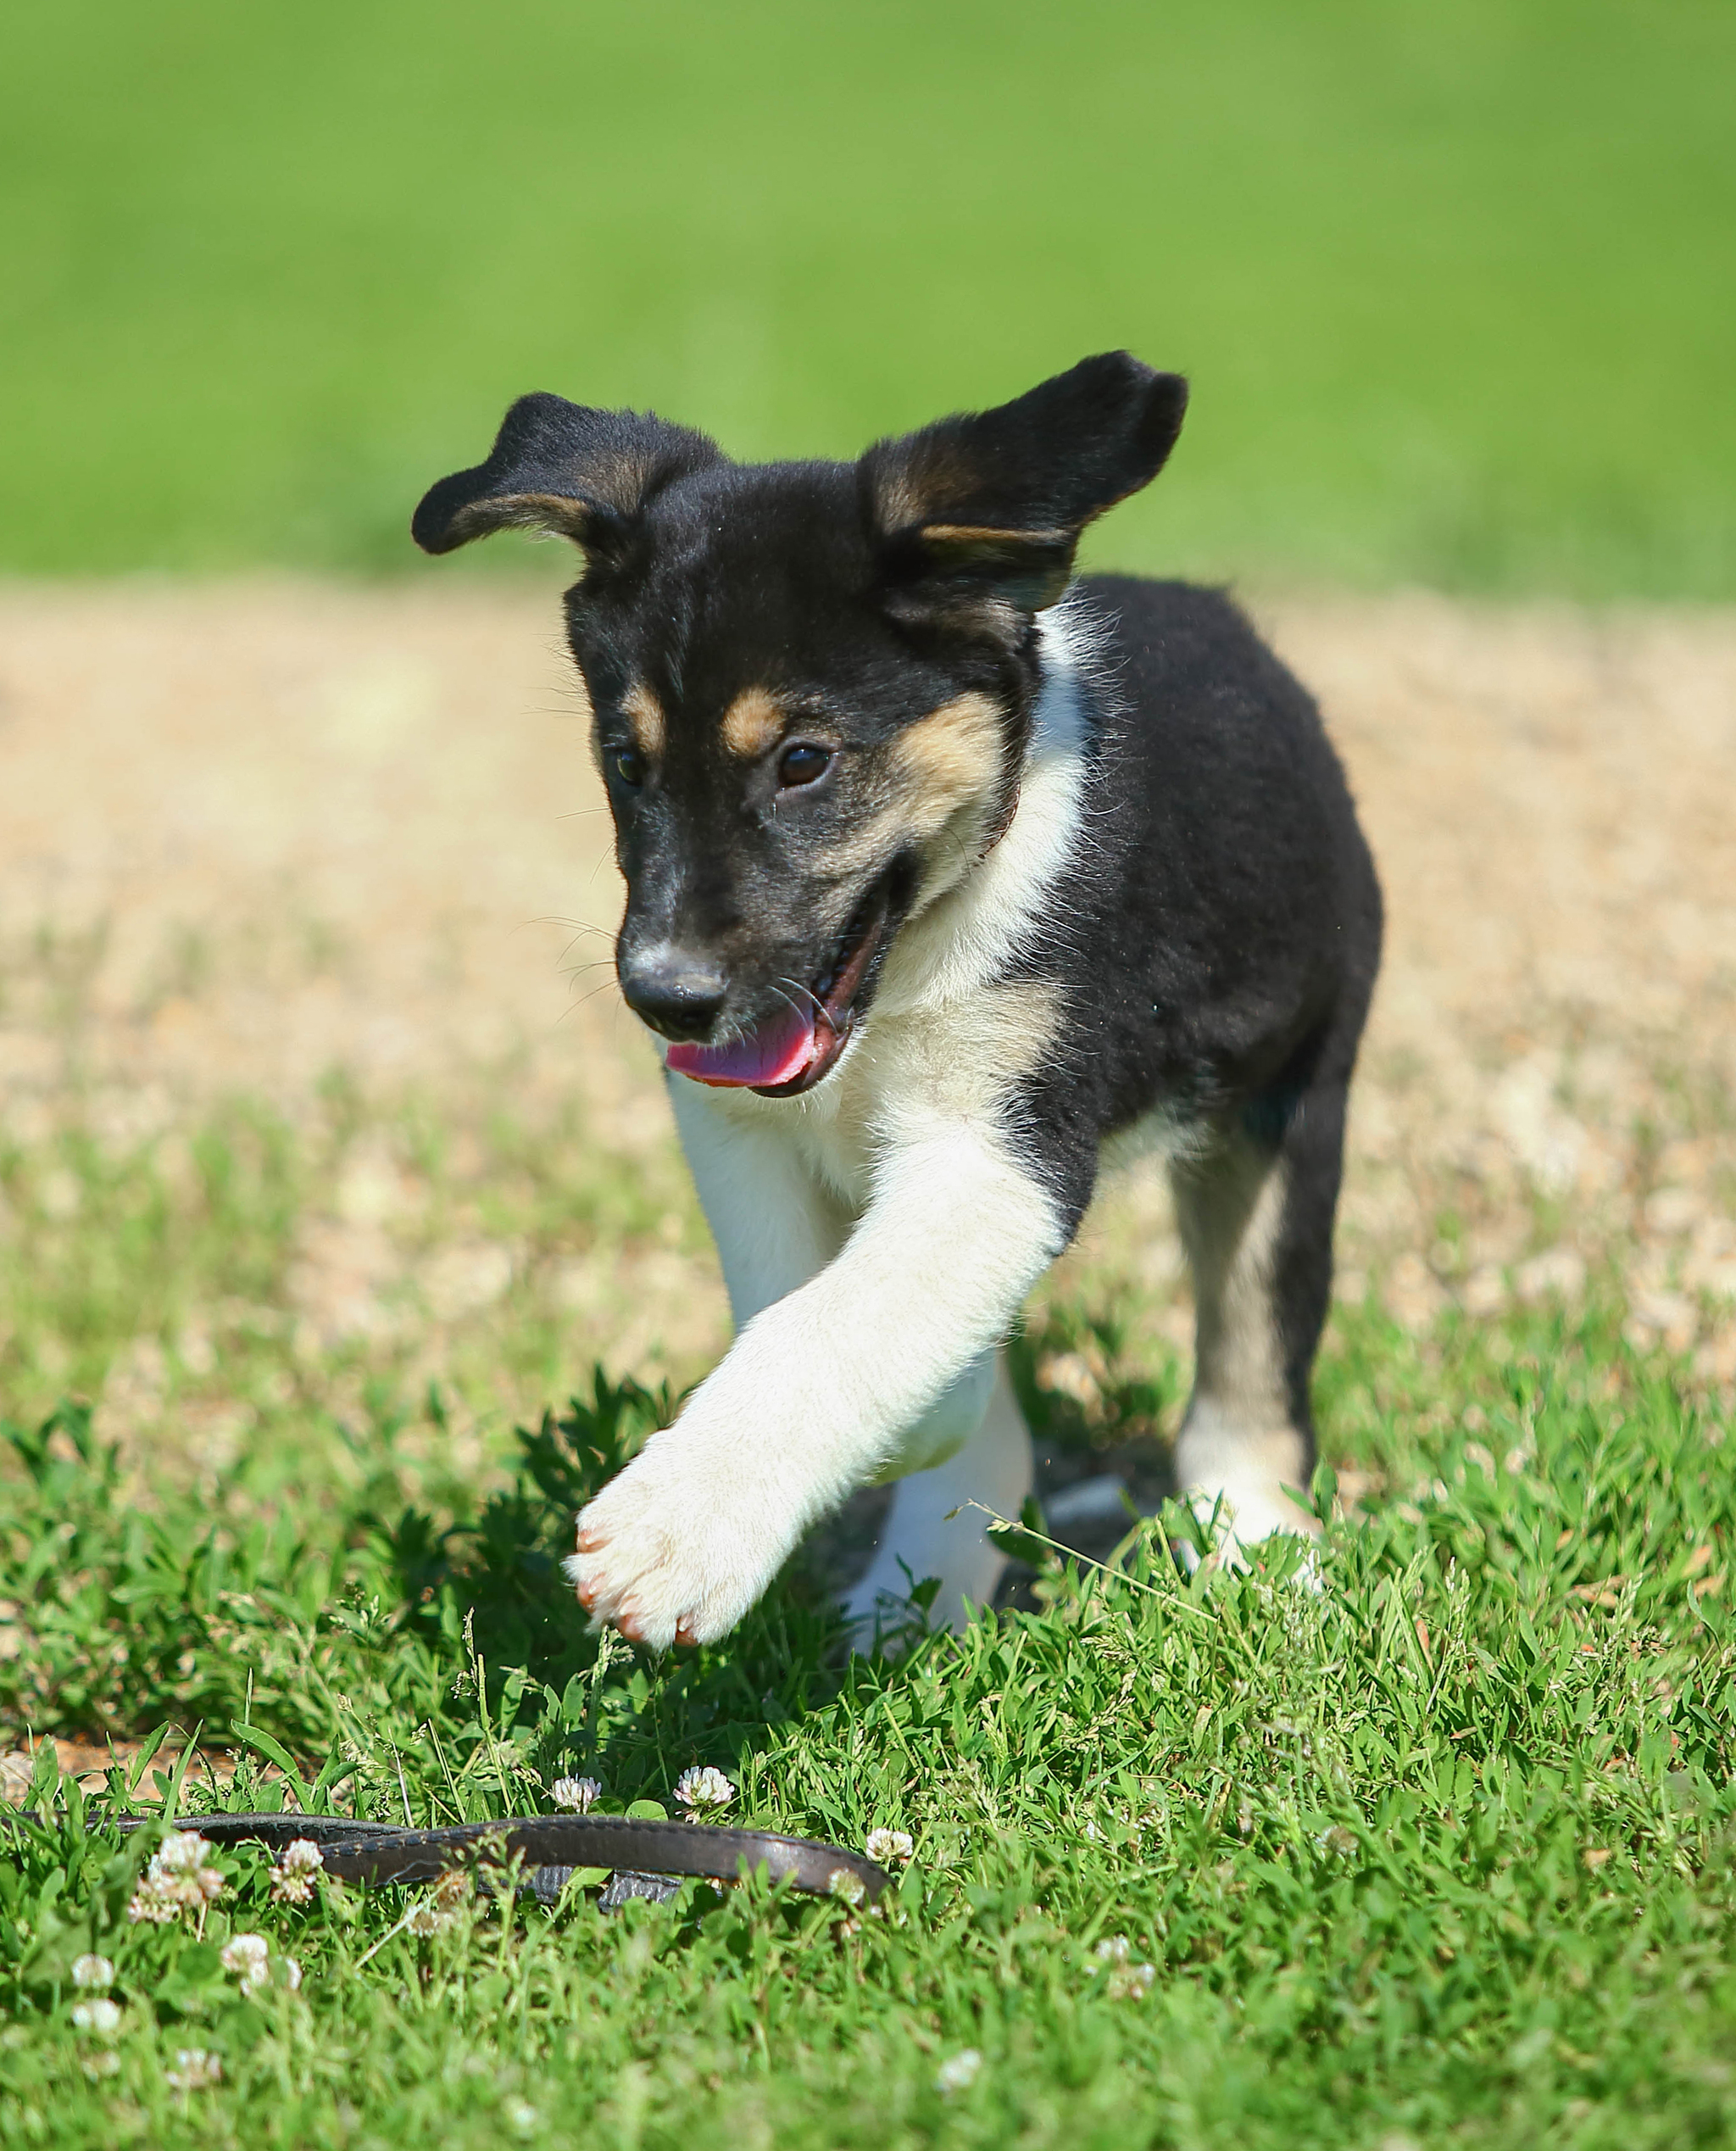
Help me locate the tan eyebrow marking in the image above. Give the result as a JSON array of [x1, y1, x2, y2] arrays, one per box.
[[621, 683, 665, 759], [720, 687, 787, 759]]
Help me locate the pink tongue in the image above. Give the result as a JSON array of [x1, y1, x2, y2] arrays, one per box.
[[665, 1003, 817, 1088]]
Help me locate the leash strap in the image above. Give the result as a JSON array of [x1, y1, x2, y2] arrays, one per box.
[[7, 1808, 891, 1908]]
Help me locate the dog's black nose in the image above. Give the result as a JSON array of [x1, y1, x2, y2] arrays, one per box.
[[618, 947, 729, 1041]]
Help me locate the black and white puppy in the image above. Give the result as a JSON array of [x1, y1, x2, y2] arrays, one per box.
[[414, 354, 1383, 1650]]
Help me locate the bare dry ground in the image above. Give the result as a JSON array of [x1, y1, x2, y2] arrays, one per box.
[[1, 578, 1732, 1471]]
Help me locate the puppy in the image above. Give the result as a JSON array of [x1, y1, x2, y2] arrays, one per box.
[[414, 353, 1383, 1649]]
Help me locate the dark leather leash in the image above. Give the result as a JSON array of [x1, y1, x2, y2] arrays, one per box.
[[7, 1808, 891, 1909]]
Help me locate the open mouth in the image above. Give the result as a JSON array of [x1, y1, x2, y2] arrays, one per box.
[[664, 884, 890, 1096]]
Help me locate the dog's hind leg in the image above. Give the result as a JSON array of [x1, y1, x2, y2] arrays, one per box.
[[842, 1349, 1033, 1641], [1168, 1056, 1354, 1558]]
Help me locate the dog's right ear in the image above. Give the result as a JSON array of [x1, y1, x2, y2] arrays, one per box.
[[862, 353, 1187, 624], [412, 394, 721, 561]]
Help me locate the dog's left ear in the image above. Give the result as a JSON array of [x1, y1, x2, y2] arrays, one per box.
[[862, 352, 1187, 621], [412, 393, 721, 563]]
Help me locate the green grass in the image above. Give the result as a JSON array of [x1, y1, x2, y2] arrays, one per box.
[[4, 1302, 1736, 2146], [3, 1, 1733, 593], [0, 1067, 712, 1496]]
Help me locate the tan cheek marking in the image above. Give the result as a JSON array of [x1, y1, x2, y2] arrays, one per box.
[[894, 692, 1005, 843], [720, 688, 785, 759], [805, 692, 1008, 894], [621, 684, 665, 760]]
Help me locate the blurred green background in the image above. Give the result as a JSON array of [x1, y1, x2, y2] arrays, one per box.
[[3, 0, 1731, 593]]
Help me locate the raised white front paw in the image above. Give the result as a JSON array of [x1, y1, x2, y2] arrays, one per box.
[[562, 1432, 795, 1650]]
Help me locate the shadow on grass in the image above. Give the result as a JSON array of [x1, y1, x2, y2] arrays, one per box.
[[10, 1299, 1717, 1829], [0, 1375, 904, 1821]]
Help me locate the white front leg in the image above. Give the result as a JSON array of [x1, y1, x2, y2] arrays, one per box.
[[667, 1076, 847, 1326], [565, 1114, 1061, 1647]]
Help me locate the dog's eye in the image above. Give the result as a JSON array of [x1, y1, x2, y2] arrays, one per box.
[[614, 749, 645, 787], [776, 743, 832, 789]]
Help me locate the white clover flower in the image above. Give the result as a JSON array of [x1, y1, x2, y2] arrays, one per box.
[[81, 2050, 121, 2081], [673, 1766, 735, 1812], [270, 1837, 324, 1905], [1088, 1936, 1155, 1998], [220, 1933, 270, 1993], [281, 1955, 303, 1992], [71, 1998, 123, 2035], [128, 1831, 227, 1925], [406, 1869, 470, 1936], [126, 1877, 181, 1925], [936, 2048, 983, 2095], [71, 1953, 114, 1990], [165, 2048, 222, 2090], [505, 2098, 537, 2135], [549, 1775, 601, 1814], [865, 1828, 915, 1866], [826, 1867, 867, 1906]]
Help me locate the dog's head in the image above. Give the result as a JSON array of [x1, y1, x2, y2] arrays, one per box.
[[414, 354, 1185, 1094]]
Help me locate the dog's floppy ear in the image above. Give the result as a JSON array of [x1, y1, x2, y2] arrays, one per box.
[[412, 393, 721, 560], [862, 352, 1187, 619]]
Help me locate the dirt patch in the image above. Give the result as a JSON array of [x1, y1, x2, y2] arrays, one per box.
[[1, 577, 1732, 1418], [0, 1732, 259, 1804]]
